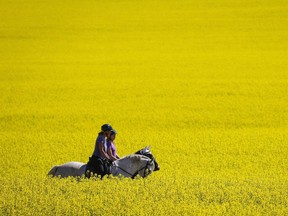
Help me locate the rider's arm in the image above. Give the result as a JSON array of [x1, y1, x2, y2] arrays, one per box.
[[107, 148, 118, 161], [98, 142, 110, 160]]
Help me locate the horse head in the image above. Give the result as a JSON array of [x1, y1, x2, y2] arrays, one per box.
[[135, 146, 160, 171], [134, 155, 155, 178]]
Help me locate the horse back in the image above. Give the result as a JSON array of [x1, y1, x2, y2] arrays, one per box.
[[48, 162, 86, 178]]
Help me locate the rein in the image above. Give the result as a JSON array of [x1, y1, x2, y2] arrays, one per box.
[[115, 160, 151, 179]]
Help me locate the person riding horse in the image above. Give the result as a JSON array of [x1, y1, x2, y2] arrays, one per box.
[[48, 146, 159, 179], [85, 124, 114, 178], [107, 129, 120, 161]]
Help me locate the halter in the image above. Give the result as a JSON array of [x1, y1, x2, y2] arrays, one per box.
[[115, 159, 153, 179]]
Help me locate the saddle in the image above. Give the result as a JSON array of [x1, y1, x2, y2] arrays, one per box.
[[86, 155, 112, 178]]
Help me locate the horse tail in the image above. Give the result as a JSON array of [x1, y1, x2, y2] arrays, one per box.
[[47, 166, 59, 177]]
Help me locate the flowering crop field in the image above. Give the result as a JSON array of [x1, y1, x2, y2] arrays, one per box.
[[1, 0, 288, 215]]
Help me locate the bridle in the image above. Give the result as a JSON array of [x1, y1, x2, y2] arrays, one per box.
[[115, 159, 153, 179]]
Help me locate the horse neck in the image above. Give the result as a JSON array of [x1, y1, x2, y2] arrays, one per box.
[[116, 155, 146, 173]]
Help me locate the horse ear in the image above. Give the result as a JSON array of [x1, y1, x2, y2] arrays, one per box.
[[141, 146, 147, 153]]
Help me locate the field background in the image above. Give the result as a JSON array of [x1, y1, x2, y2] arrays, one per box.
[[1, 0, 288, 215]]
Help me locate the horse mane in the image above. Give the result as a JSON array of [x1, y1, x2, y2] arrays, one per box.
[[121, 154, 142, 162], [116, 154, 149, 167]]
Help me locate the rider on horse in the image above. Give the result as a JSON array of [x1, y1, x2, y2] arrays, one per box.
[[85, 124, 114, 178], [107, 129, 121, 161]]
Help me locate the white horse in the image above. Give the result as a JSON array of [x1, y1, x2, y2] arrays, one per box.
[[48, 154, 155, 178]]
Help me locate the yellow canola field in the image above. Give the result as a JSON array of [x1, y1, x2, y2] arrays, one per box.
[[0, 0, 288, 215]]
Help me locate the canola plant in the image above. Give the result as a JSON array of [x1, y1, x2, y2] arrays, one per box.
[[0, 0, 287, 215]]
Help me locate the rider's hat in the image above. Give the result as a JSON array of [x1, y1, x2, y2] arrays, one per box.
[[101, 124, 113, 132], [110, 129, 117, 135]]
